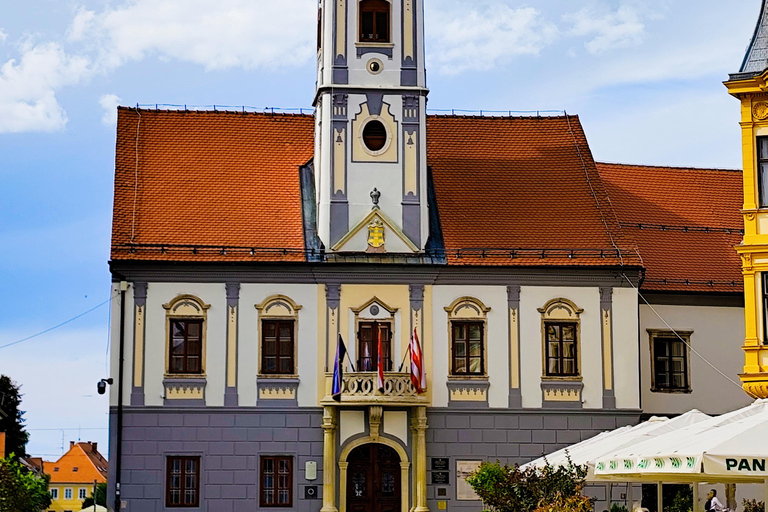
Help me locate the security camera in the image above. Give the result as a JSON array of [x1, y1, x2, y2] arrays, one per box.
[[97, 378, 114, 395]]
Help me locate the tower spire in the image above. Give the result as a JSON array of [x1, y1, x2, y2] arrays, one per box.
[[732, 0, 768, 79]]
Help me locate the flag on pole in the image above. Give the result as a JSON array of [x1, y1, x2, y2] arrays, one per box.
[[410, 328, 427, 394], [332, 334, 347, 401], [376, 326, 385, 392]]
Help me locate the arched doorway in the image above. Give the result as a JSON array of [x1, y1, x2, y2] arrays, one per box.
[[347, 444, 401, 512]]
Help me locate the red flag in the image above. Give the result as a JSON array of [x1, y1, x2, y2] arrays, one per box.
[[377, 325, 385, 392], [410, 328, 427, 393]]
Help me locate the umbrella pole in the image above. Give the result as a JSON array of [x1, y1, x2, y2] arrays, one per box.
[[693, 482, 699, 512], [763, 479, 768, 511], [657, 482, 663, 512]]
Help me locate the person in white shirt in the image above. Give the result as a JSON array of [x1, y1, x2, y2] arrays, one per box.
[[710, 489, 726, 512]]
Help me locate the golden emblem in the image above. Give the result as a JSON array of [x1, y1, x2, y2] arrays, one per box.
[[367, 218, 385, 248], [753, 102, 768, 120]]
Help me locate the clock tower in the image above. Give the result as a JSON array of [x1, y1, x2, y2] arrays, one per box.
[[314, 0, 429, 253]]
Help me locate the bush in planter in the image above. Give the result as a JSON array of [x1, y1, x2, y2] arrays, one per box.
[[465, 458, 590, 512]]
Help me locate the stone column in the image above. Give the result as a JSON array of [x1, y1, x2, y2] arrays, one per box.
[[600, 287, 616, 408], [321, 406, 338, 512], [411, 406, 429, 512], [225, 282, 240, 406], [130, 282, 147, 406]]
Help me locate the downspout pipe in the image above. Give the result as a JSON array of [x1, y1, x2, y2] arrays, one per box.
[[114, 281, 128, 512]]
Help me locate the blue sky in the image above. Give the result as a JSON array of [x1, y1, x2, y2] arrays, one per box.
[[0, 0, 760, 458]]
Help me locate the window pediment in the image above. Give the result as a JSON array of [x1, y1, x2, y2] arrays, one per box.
[[537, 298, 583, 320], [353, 296, 398, 320], [163, 295, 210, 317], [255, 295, 302, 318], [445, 297, 491, 319]]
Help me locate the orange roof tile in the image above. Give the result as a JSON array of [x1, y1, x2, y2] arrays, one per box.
[[427, 115, 642, 267], [597, 163, 744, 293], [111, 108, 314, 262], [45, 442, 108, 484]]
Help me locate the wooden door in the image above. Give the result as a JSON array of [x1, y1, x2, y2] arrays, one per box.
[[347, 444, 401, 512]]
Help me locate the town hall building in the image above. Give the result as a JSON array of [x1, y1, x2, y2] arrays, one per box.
[[106, 0, 755, 511]]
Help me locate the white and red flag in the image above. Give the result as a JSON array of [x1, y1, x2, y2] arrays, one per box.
[[376, 325, 385, 392], [410, 328, 427, 394]]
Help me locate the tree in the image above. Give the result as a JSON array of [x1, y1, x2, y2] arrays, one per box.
[[465, 460, 592, 512], [0, 376, 29, 458], [82, 483, 107, 509], [0, 454, 52, 512]]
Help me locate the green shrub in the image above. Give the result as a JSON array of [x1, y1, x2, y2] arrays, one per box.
[[465, 458, 590, 512], [743, 499, 765, 512]]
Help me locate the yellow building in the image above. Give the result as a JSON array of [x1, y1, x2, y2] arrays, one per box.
[[45, 442, 107, 512], [725, 0, 768, 399]]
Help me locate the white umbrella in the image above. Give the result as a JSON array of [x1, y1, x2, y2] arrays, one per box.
[[524, 409, 712, 480]]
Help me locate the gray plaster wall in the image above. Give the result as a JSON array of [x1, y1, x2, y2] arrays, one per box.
[[424, 408, 641, 512], [109, 407, 325, 512]]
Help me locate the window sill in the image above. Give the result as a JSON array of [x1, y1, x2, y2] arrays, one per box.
[[541, 375, 583, 382], [355, 42, 395, 48], [258, 374, 300, 380], [651, 388, 692, 394], [164, 373, 206, 380], [447, 374, 488, 381]]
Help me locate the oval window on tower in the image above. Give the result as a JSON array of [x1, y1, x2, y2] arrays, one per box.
[[362, 120, 388, 152]]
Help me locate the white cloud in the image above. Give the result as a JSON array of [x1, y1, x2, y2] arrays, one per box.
[[0, 29, 7, 43], [565, 5, 646, 54], [99, 94, 121, 126], [84, 0, 317, 72], [0, 43, 90, 133], [67, 8, 96, 42], [426, 2, 557, 74]]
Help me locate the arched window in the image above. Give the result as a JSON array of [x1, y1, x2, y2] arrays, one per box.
[[163, 295, 210, 375], [445, 297, 491, 376], [359, 0, 390, 43], [538, 298, 583, 377], [256, 295, 302, 376]]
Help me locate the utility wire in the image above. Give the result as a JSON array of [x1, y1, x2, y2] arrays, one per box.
[[0, 294, 117, 351], [621, 273, 744, 391]]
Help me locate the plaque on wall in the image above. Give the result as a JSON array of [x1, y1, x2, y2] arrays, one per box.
[[456, 460, 482, 500], [431, 458, 449, 471], [431, 472, 449, 485]]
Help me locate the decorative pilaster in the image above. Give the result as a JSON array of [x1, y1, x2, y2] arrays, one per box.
[[130, 282, 147, 406], [507, 284, 522, 408], [321, 407, 338, 512], [411, 406, 429, 512], [409, 284, 424, 353], [326, 284, 341, 372], [225, 282, 240, 406], [600, 287, 616, 409]]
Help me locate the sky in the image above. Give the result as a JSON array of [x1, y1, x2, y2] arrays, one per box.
[[0, 0, 761, 459]]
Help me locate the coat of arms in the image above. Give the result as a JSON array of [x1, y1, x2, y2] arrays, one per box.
[[367, 218, 385, 249]]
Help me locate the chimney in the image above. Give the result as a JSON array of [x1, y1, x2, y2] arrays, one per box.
[[0, 432, 6, 459], [91, 442, 97, 453], [70, 441, 75, 449]]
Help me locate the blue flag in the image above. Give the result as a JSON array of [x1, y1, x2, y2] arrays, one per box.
[[332, 334, 347, 401]]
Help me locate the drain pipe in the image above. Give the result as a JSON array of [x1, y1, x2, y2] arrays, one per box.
[[114, 281, 128, 512]]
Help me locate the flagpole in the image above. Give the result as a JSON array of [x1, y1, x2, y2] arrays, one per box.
[[398, 344, 412, 372], [344, 349, 357, 372]]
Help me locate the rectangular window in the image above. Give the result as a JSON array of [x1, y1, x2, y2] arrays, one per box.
[[262, 320, 295, 375], [169, 319, 203, 374], [545, 322, 578, 376], [78, 488, 87, 500], [357, 322, 392, 372], [359, 0, 390, 42], [759, 137, 768, 208], [260, 456, 293, 507], [50, 488, 58, 500], [64, 488, 73, 500], [451, 322, 484, 375], [651, 334, 690, 392], [763, 273, 768, 345], [166, 456, 200, 508]]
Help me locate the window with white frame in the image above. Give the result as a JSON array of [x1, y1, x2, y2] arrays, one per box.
[[64, 488, 73, 500], [79, 488, 87, 500], [50, 488, 58, 500]]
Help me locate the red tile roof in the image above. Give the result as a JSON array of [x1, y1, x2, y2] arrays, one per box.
[[597, 163, 744, 293], [111, 108, 313, 262], [426, 115, 642, 267]]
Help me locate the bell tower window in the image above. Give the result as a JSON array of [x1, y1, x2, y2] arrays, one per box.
[[362, 120, 387, 151], [359, 0, 390, 43]]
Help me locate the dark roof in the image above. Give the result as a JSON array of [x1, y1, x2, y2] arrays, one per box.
[[731, 0, 768, 79], [597, 163, 743, 293]]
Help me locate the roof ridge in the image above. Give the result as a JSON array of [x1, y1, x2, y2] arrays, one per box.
[[597, 161, 742, 173], [116, 106, 314, 117]]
